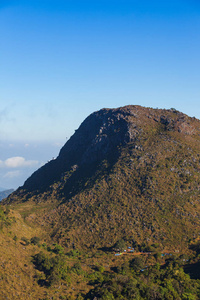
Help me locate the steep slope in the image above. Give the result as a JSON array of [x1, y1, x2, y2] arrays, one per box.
[[4, 105, 200, 251], [17, 106, 138, 193]]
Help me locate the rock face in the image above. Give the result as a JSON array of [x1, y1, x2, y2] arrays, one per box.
[[19, 105, 199, 193], [21, 106, 141, 192]]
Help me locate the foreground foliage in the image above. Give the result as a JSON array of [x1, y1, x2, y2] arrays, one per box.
[[88, 258, 200, 300]]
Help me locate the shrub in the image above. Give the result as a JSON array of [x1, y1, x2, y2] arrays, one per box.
[[33, 251, 70, 286], [41, 243, 47, 249], [33, 252, 53, 273], [48, 269, 61, 286], [113, 239, 126, 252], [72, 262, 83, 275], [98, 266, 105, 273], [53, 243, 64, 255], [101, 290, 115, 300], [13, 235, 18, 242], [154, 252, 162, 261], [130, 256, 145, 272], [66, 249, 81, 257], [21, 237, 30, 245], [30, 236, 40, 245]]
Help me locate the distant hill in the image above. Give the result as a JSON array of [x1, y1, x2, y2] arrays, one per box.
[[4, 105, 200, 251], [0, 189, 14, 201]]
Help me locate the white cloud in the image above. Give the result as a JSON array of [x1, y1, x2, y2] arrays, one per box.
[[3, 170, 21, 178], [0, 156, 39, 168]]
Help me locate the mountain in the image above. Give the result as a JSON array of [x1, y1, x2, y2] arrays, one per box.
[[2, 105, 200, 300], [0, 189, 14, 201], [4, 105, 200, 251]]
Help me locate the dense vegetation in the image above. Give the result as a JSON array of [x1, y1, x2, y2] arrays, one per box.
[[87, 253, 200, 300], [1, 218, 200, 300]]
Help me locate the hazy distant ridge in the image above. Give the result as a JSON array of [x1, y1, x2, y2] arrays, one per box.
[[0, 189, 14, 201]]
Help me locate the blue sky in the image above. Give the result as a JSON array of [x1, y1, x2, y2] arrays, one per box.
[[0, 0, 200, 189]]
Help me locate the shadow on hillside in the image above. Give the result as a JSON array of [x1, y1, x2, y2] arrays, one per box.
[[37, 279, 48, 287], [33, 275, 48, 287], [19, 144, 121, 204], [97, 246, 113, 252], [60, 154, 118, 203], [184, 262, 200, 280]]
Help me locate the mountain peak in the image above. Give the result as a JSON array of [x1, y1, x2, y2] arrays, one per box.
[[5, 105, 199, 198]]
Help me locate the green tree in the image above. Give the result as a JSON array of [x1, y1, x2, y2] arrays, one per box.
[[130, 256, 145, 272], [101, 290, 115, 300], [113, 239, 126, 252]]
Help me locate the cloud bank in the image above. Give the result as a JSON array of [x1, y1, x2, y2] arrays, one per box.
[[3, 170, 21, 179], [0, 157, 39, 168]]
